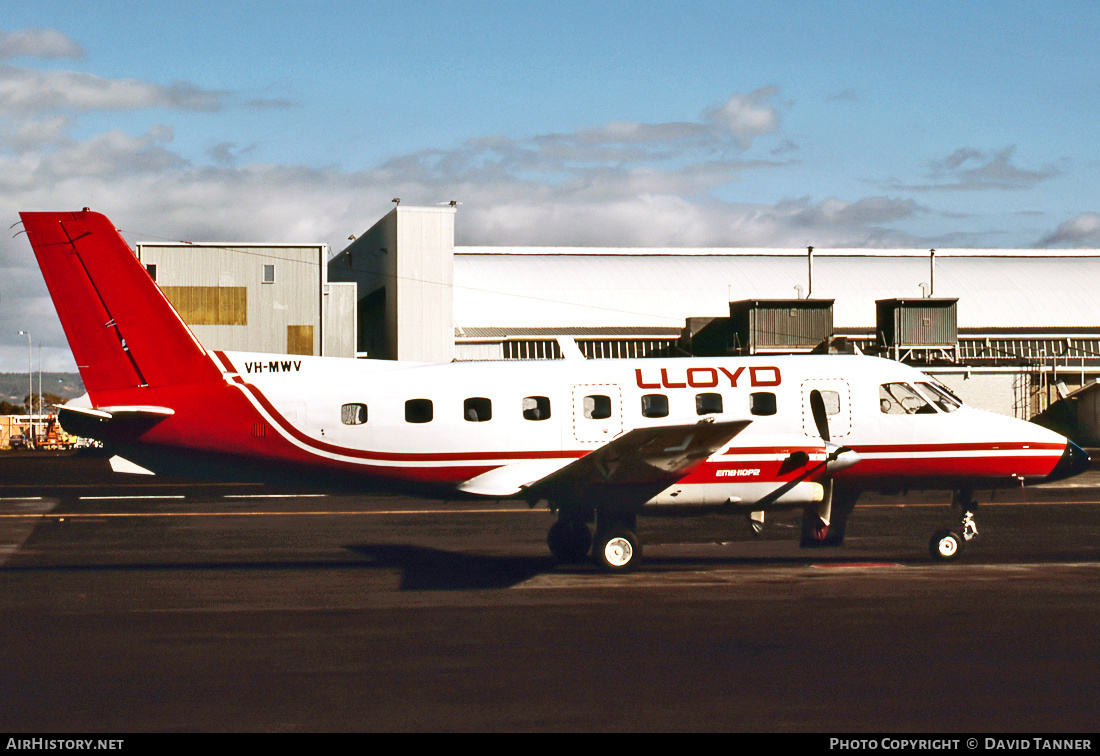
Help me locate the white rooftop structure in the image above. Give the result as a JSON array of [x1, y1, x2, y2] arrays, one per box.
[[328, 207, 1100, 374], [452, 247, 1100, 333]]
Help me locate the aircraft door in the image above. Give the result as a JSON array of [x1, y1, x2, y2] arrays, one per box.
[[571, 384, 623, 444], [801, 379, 851, 439]]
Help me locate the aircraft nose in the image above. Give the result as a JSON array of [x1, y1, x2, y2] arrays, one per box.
[[1044, 441, 1091, 483]]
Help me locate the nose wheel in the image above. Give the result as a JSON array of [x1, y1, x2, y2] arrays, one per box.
[[930, 490, 978, 562], [929, 529, 963, 561]]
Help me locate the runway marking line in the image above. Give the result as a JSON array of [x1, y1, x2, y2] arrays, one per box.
[[80, 495, 186, 500], [811, 562, 903, 569], [0, 508, 544, 519]]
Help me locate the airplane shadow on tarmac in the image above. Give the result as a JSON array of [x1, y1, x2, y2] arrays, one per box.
[[346, 544, 556, 590], [343, 543, 929, 590]]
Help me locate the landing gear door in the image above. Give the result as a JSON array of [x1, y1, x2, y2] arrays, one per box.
[[801, 379, 851, 440], [572, 384, 623, 444]]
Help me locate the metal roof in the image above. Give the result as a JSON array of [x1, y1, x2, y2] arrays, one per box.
[[452, 249, 1100, 331]]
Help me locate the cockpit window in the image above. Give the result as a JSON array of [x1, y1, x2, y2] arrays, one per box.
[[917, 382, 962, 413], [880, 383, 936, 415]]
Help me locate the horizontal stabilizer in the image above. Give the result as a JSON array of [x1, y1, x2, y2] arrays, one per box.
[[58, 404, 174, 443]]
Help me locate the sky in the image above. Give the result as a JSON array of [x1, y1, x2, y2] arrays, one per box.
[[2, 0, 1100, 372]]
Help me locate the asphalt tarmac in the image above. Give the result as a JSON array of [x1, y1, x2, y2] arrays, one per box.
[[2, 451, 1099, 733]]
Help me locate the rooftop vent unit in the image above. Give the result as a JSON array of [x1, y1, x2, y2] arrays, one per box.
[[876, 298, 958, 363], [728, 299, 835, 355]]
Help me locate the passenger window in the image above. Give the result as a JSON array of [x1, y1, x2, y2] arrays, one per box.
[[584, 395, 612, 420], [340, 403, 368, 425], [523, 396, 550, 421], [750, 392, 776, 416], [464, 397, 492, 422], [696, 392, 723, 415], [880, 383, 935, 415], [641, 394, 669, 418], [405, 398, 434, 423], [918, 382, 961, 413]]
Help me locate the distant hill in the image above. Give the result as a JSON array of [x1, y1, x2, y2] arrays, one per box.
[[0, 373, 85, 406]]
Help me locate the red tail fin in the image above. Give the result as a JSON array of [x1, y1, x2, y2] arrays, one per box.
[[20, 210, 221, 397]]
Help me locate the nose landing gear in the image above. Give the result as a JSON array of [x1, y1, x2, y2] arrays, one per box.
[[929, 490, 978, 562]]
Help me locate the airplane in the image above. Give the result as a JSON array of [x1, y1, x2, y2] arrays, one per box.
[[18, 209, 1092, 572]]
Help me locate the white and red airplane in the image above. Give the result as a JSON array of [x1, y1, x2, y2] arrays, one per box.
[[19, 210, 1091, 571]]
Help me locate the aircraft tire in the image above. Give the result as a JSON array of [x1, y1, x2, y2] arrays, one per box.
[[594, 529, 640, 573], [929, 530, 963, 561], [547, 519, 592, 564]]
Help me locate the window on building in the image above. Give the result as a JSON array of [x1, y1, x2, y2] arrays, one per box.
[[145, 263, 157, 281], [880, 383, 935, 415], [696, 392, 723, 415], [584, 395, 612, 420], [523, 396, 551, 421], [405, 398, 433, 423], [263, 264, 275, 284], [750, 392, 777, 416], [340, 403, 368, 425], [464, 397, 492, 422], [641, 394, 669, 418]]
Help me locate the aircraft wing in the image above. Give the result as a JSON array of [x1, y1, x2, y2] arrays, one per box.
[[464, 417, 751, 508]]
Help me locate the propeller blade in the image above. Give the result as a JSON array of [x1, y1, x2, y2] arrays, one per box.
[[810, 389, 830, 443]]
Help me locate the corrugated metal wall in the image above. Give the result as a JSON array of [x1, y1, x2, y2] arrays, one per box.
[[138, 243, 330, 356]]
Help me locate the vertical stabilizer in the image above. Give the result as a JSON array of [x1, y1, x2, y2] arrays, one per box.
[[20, 210, 221, 397]]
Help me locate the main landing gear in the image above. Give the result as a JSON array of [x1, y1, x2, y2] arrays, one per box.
[[547, 509, 641, 573], [929, 489, 979, 562]]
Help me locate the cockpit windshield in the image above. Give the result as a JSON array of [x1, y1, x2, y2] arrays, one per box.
[[879, 383, 936, 415], [917, 381, 962, 413]]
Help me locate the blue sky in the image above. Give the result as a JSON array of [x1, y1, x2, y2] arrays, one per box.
[[2, 1, 1100, 370]]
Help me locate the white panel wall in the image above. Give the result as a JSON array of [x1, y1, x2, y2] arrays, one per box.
[[932, 372, 1019, 418]]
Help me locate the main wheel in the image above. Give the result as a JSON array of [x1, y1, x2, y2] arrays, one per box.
[[547, 519, 592, 564], [594, 529, 641, 573], [929, 530, 963, 561]]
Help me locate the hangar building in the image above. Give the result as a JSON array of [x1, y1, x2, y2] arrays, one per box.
[[136, 241, 356, 358]]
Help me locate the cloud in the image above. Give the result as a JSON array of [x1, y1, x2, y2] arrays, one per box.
[[0, 28, 84, 60], [884, 145, 1058, 192], [703, 87, 782, 147], [0, 66, 226, 116], [1037, 213, 1100, 248], [0, 70, 934, 370]]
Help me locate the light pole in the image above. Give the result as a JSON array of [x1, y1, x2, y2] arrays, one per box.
[[17, 330, 31, 447]]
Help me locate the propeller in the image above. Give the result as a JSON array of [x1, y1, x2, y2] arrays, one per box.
[[810, 389, 836, 535], [750, 389, 860, 536], [802, 389, 862, 545], [810, 388, 830, 443]]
